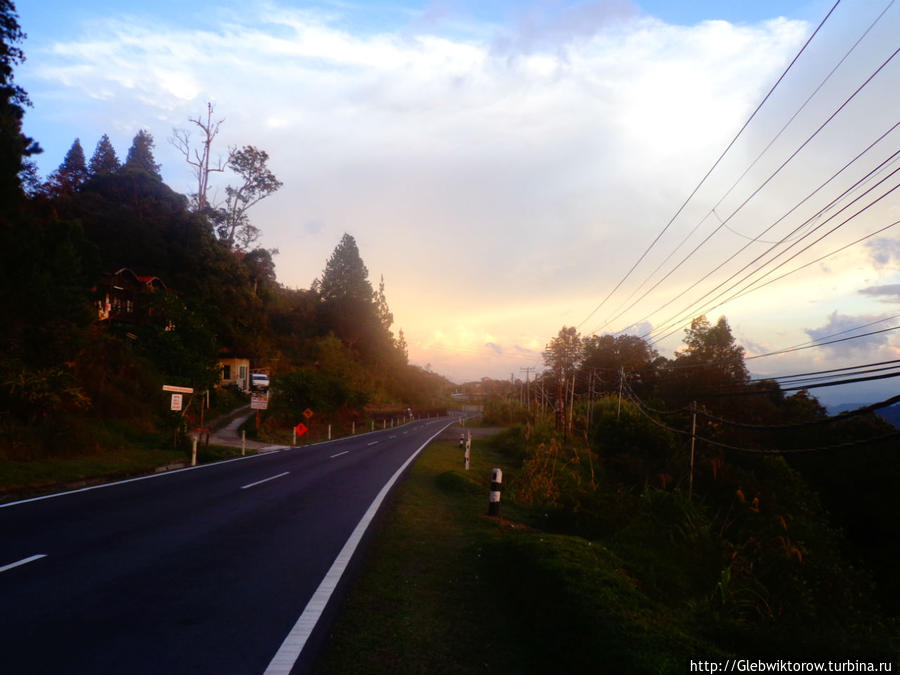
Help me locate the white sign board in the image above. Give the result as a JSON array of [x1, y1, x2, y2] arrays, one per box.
[[170, 393, 183, 411], [251, 394, 269, 410], [163, 385, 194, 394]]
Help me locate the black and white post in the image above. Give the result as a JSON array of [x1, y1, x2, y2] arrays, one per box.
[[464, 431, 471, 471], [489, 468, 502, 516]]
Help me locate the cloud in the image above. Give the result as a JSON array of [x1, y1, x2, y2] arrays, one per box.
[[485, 342, 503, 355], [866, 238, 900, 270], [804, 310, 896, 358], [859, 283, 900, 303], [31, 0, 893, 384]]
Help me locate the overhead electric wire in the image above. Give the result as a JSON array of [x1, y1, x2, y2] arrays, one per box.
[[637, 123, 900, 343], [745, 313, 900, 360], [575, 0, 841, 332], [593, 44, 900, 339], [749, 358, 900, 383], [722, 0, 896, 245], [593, 3, 893, 331], [623, 380, 900, 454], [648, 167, 900, 346]]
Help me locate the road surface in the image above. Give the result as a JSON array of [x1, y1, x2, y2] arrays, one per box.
[[0, 417, 455, 674]]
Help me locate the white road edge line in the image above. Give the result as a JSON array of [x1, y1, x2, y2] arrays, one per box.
[[367, 441, 379, 446], [0, 554, 47, 574], [240, 472, 290, 490], [264, 421, 453, 675], [330, 451, 349, 459]]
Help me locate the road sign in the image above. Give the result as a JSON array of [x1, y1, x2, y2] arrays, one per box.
[[163, 385, 194, 394], [170, 393, 183, 411], [302, 408, 314, 419], [251, 394, 268, 410], [294, 422, 308, 437]]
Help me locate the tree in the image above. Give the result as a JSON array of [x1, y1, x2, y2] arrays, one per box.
[[170, 102, 225, 211], [543, 326, 583, 430], [659, 315, 749, 410], [217, 145, 281, 250], [581, 333, 659, 395], [314, 233, 373, 303], [46, 138, 87, 195], [88, 134, 120, 177], [124, 129, 161, 178], [0, 0, 40, 205]]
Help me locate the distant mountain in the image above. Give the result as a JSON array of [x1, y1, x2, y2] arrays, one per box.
[[876, 405, 900, 429], [826, 402, 900, 429]]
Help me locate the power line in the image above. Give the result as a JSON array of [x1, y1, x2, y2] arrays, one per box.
[[745, 313, 900, 360], [593, 4, 894, 333], [595, 44, 900, 339], [640, 126, 900, 344], [575, 0, 841, 332]]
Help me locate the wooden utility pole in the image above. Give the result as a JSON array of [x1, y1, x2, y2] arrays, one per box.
[[520, 367, 535, 411], [617, 367, 624, 421], [689, 401, 697, 501]]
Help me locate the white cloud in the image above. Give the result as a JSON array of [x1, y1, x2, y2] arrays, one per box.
[[24, 1, 899, 382]]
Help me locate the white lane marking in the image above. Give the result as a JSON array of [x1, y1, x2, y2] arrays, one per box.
[[264, 421, 453, 675], [0, 554, 47, 574], [367, 441, 379, 446], [330, 451, 349, 459], [240, 472, 290, 490], [389, 435, 397, 439]]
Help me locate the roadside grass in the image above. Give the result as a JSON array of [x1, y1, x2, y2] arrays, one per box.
[[0, 446, 186, 502], [314, 434, 726, 674], [0, 442, 256, 503]]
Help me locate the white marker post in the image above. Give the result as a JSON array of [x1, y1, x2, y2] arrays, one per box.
[[191, 433, 198, 467], [464, 431, 471, 471], [489, 468, 502, 516]]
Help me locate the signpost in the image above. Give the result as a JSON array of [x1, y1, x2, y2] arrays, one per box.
[[292, 422, 308, 446], [170, 394, 183, 411]]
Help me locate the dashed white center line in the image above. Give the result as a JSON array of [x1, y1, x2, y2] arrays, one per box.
[[0, 554, 47, 574], [330, 451, 349, 458], [367, 441, 379, 446], [241, 472, 290, 490]]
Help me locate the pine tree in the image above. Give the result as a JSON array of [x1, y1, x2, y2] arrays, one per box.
[[0, 0, 41, 205], [124, 128, 161, 178], [314, 233, 373, 303], [46, 138, 87, 194], [88, 133, 120, 176]]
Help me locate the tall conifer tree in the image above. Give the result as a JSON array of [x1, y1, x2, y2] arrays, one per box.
[[47, 137, 87, 194], [124, 128, 161, 178], [88, 133, 120, 176], [0, 0, 40, 205]]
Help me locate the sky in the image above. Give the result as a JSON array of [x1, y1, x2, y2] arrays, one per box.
[[14, 0, 900, 406]]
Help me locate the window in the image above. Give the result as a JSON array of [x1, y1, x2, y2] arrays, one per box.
[[222, 364, 231, 380]]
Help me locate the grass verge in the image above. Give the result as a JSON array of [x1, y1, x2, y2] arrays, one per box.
[[0, 443, 257, 503], [314, 434, 725, 674]]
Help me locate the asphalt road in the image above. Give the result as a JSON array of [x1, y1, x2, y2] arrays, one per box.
[[0, 417, 455, 674]]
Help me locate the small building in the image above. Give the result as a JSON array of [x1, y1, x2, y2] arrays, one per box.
[[218, 352, 251, 391], [94, 267, 169, 324]]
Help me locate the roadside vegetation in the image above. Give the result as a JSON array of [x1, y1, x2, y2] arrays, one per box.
[[319, 318, 900, 670]]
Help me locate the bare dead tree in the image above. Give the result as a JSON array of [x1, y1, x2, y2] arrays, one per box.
[[170, 102, 226, 211]]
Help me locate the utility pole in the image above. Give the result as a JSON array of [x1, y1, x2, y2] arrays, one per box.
[[520, 367, 535, 411], [617, 367, 624, 421], [689, 401, 697, 501]]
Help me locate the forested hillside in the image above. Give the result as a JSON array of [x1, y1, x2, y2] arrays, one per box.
[[0, 4, 450, 459]]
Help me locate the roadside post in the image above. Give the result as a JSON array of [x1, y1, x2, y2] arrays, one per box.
[[241, 430, 246, 456], [489, 468, 502, 516], [191, 432, 198, 467], [464, 431, 471, 471]]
